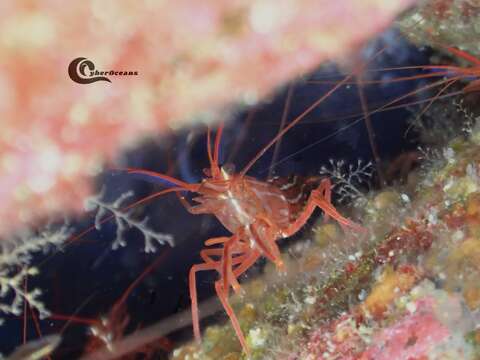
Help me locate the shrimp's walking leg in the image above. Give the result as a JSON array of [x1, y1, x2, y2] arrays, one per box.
[[250, 222, 284, 271], [221, 235, 241, 296], [177, 194, 205, 215], [233, 249, 261, 277], [200, 247, 248, 264], [317, 178, 352, 233], [214, 281, 250, 355], [205, 236, 230, 246], [200, 248, 224, 263], [189, 262, 217, 342], [200, 247, 248, 294], [282, 186, 365, 238], [318, 178, 332, 223], [249, 225, 277, 263], [190, 233, 246, 342]]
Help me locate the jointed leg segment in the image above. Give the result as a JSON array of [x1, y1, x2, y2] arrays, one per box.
[[283, 179, 365, 238], [189, 233, 250, 347], [189, 262, 218, 342]]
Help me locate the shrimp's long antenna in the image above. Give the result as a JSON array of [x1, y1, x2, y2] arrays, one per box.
[[126, 168, 197, 191], [59, 293, 98, 333], [306, 70, 472, 126], [206, 127, 215, 169], [227, 109, 256, 163], [240, 76, 350, 176], [307, 41, 480, 86], [206, 126, 221, 177], [48, 251, 170, 349], [266, 80, 467, 172], [213, 122, 224, 169], [49, 313, 98, 326], [308, 68, 454, 85], [256, 88, 462, 131], [405, 77, 459, 136], [268, 84, 295, 179], [355, 73, 386, 186], [240, 48, 388, 177], [23, 276, 28, 344], [354, 74, 468, 121], [114, 249, 170, 311]]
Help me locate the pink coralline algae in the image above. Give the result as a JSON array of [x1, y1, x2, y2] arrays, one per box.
[[360, 298, 450, 360], [0, 0, 415, 238], [299, 289, 474, 360]]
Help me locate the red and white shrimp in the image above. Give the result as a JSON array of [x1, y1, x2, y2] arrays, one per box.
[[127, 74, 366, 354]]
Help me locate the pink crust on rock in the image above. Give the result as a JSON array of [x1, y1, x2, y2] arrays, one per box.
[[0, 0, 415, 237], [298, 296, 461, 359], [360, 298, 450, 359]]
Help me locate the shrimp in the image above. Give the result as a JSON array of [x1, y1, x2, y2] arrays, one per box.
[[44, 252, 173, 359], [126, 70, 366, 354]]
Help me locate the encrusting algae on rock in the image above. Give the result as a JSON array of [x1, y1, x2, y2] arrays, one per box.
[[171, 114, 480, 359]]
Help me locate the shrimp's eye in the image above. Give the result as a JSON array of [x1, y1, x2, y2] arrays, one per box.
[[203, 168, 212, 177], [222, 163, 235, 175]]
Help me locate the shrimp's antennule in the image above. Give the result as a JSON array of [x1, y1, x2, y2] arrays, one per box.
[[206, 123, 224, 178], [206, 126, 216, 176], [213, 123, 224, 170]]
